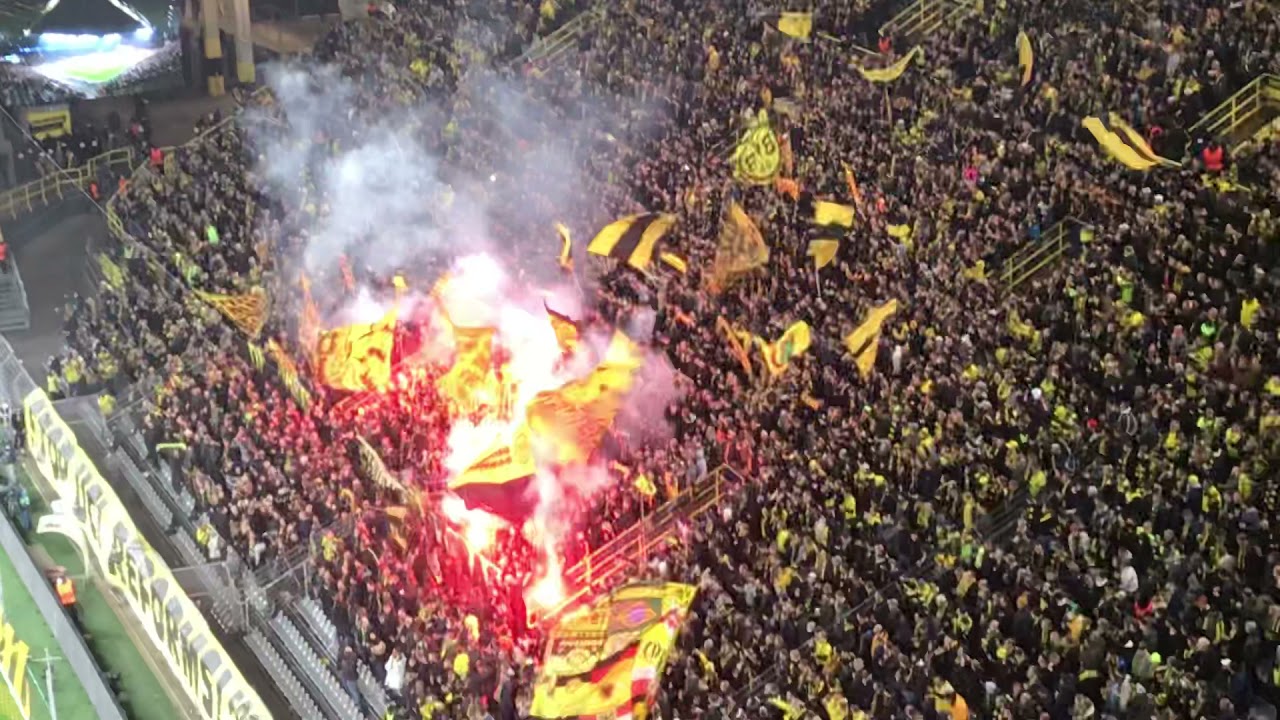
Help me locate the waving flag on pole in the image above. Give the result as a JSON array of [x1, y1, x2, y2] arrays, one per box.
[[587, 213, 677, 272]]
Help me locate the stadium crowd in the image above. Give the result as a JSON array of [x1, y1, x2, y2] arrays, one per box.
[[49, 0, 1280, 718]]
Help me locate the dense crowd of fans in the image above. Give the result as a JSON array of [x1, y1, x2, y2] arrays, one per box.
[[50, 0, 1280, 718]]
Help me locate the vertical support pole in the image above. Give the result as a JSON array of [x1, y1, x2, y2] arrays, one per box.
[[233, 0, 255, 84], [202, 0, 225, 96]]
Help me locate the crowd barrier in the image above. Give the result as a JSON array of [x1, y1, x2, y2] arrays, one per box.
[[0, 337, 271, 720]]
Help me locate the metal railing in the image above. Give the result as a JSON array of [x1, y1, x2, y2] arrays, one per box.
[[1186, 74, 1280, 154], [0, 147, 135, 220], [996, 217, 1087, 293], [879, 0, 973, 45], [535, 465, 740, 625], [515, 5, 605, 66]]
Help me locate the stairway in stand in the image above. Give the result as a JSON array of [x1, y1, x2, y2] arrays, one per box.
[[0, 261, 31, 333]]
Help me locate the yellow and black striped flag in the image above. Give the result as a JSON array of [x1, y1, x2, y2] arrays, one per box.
[[587, 213, 677, 272], [843, 300, 899, 378]]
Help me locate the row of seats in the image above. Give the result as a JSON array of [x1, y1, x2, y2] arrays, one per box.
[[270, 612, 367, 719], [245, 629, 325, 720], [291, 595, 391, 718]]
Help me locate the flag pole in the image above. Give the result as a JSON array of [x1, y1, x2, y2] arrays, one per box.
[[814, 262, 822, 297]]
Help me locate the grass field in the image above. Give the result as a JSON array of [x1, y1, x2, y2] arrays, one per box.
[[16, 468, 181, 720], [0, 536, 95, 720], [33, 46, 156, 86]]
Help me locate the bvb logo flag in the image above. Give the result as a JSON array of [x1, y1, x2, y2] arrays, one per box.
[[732, 109, 781, 185], [316, 309, 397, 392], [711, 201, 770, 291], [587, 213, 677, 272], [195, 287, 268, 337], [843, 300, 899, 378]]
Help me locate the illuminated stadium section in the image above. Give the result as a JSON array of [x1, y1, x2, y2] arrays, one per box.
[[0, 0, 181, 98], [10, 30, 159, 84]]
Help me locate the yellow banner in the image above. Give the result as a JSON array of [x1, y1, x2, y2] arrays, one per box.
[[1081, 116, 1178, 171], [556, 222, 574, 271], [525, 332, 642, 466], [759, 321, 812, 376], [844, 300, 899, 378], [534, 583, 695, 718], [195, 288, 268, 338], [732, 109, 781, 185], [545, 305, 581, 355], [25, 105, 70, 140], [439, 326, 498, 413], [317, 310, 397, 392], [856, 46, 923, 83], [0, 609, 31, 719], [776, 11, 813, 39], [23, 389, 270, 720]]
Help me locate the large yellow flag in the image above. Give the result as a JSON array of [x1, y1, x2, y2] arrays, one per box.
[[526, 332, 642, 466], [587, 214, 677, 272], [732, 109, 781, 185], [449, 426, 538, 520], [534, 584, 695, 718], [196, 287, 268, 337], [843, 300, 899, 378], [439, 326, 498, 413], [856, 46, 923, 83], [775, 11, 813, 39], [711, 201, 770, 291], [1082, 116, 1179, 171], [316, 309, 397, 391], [759, 321, 812, 376]]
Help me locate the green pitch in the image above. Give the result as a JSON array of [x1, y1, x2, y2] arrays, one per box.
[[59, 58, 132, 84], [0, 535, 95, 720]]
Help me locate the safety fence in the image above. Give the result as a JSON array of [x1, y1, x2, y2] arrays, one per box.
[[996, 217, 1090, 294], [879, 0, 974, 46], [1187, 74, 1280, 155], [0, 147, 136, 221]]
